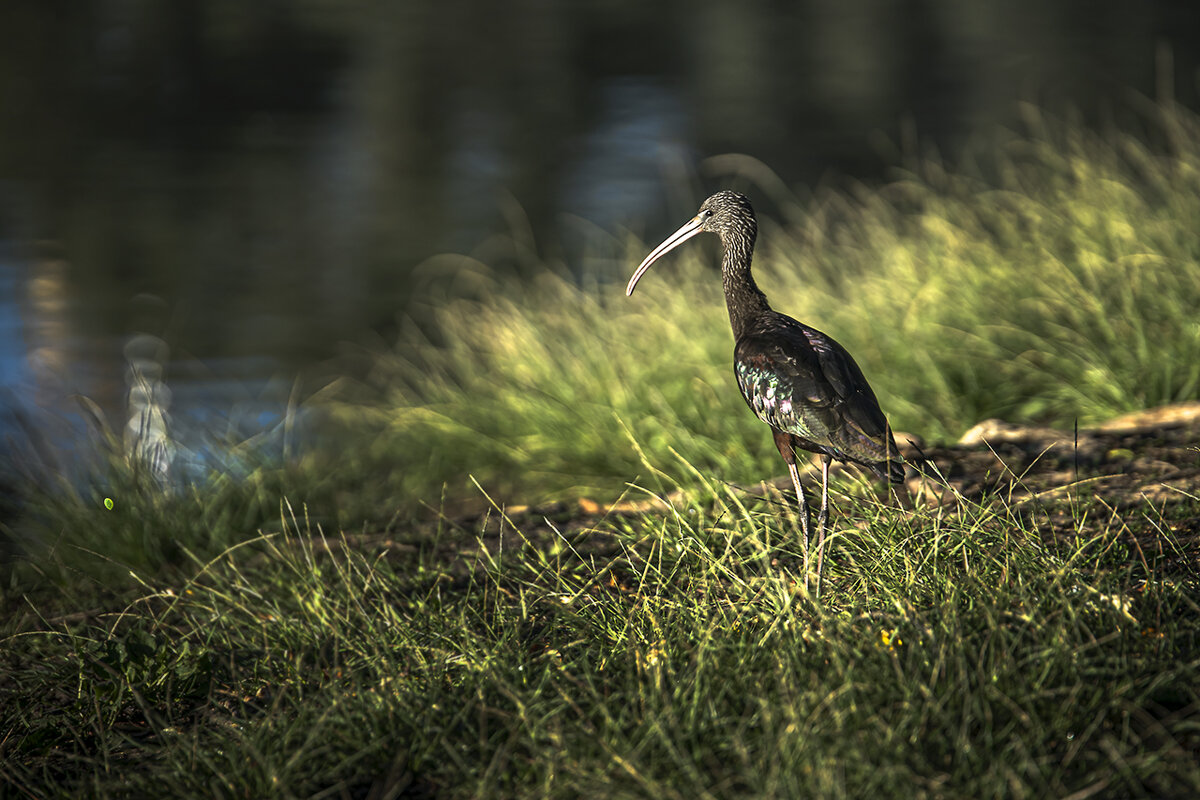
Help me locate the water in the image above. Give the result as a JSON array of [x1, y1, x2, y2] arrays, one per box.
[[1, 1, 1199, 486]]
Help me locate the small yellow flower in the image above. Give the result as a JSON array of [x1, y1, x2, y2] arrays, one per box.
[[879, 629, 903, 651], [640, 647, 662, 668]]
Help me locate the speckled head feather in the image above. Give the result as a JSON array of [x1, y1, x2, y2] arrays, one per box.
[[696, 190, 757, 243]]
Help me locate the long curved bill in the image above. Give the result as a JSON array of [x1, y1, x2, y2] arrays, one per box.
[[625, 215, 705, 296]]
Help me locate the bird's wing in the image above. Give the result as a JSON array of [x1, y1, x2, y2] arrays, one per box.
[[734, 318, 898, 468]]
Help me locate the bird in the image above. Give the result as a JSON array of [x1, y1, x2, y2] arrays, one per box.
[[626, 190, 903, 592]]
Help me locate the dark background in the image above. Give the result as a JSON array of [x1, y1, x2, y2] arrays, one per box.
[[2, 0, 1199, 465]]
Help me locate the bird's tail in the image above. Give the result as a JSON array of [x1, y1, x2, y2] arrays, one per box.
[[876, 425, 905, 484], [864, 454, 905, 484]]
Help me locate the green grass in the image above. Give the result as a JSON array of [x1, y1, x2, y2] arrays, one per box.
[[4, 484, 1198, 797], [322, 105, 1200, 509], [4, 104, 1200, 797]]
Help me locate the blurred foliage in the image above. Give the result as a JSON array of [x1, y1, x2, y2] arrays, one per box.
[[6, 104, 1200, 589], [331, 104, 1200, 506], [6, 102, 1200, 800]]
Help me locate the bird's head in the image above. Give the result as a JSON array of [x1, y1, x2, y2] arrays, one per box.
[[626, 191, 757, 296], [696, 190, 757, 238]]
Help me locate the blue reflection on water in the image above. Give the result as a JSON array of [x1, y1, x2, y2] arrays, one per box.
[[0, 250, 305, 492], [562, 78, 689, 231], [0, 254, 25, 390]]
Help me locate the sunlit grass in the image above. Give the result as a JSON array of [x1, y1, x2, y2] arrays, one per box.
[[5, 104, 1200, 797], [333, 104, 1200, 507], [788, 106, 1200, 432], [4, 480, 1198, 798]]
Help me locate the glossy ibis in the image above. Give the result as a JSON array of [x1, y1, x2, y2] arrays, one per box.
[[626, 191, 903, 590]]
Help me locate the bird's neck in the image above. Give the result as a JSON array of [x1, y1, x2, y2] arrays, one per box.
[[721, 237, 771, 338]]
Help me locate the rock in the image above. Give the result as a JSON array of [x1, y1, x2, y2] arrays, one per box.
[[1094, 402, 1200, 434], [957, 419, 1071, 448]]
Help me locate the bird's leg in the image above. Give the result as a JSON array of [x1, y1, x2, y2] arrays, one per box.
[[774, 430, 811, 590], [786, 460, 811, 590], [815, 454, 831, 597]]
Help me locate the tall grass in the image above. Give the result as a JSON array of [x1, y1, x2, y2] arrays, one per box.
[[788, 105, 1200, 430], [6, 105, 1200, 799], [338, 104, 1200, 508], [8, 105, 1200, 584], [4, 484, 1197, 798]]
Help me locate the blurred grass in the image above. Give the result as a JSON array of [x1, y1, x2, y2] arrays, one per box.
[[4, 104, 1200, 797], [332, 103, 1200, 507], [10, 104, 1199, 584]]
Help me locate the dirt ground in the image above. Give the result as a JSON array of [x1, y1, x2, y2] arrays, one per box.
[[489, 403, 1200, 577], [898, 403, 1200, 576]]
